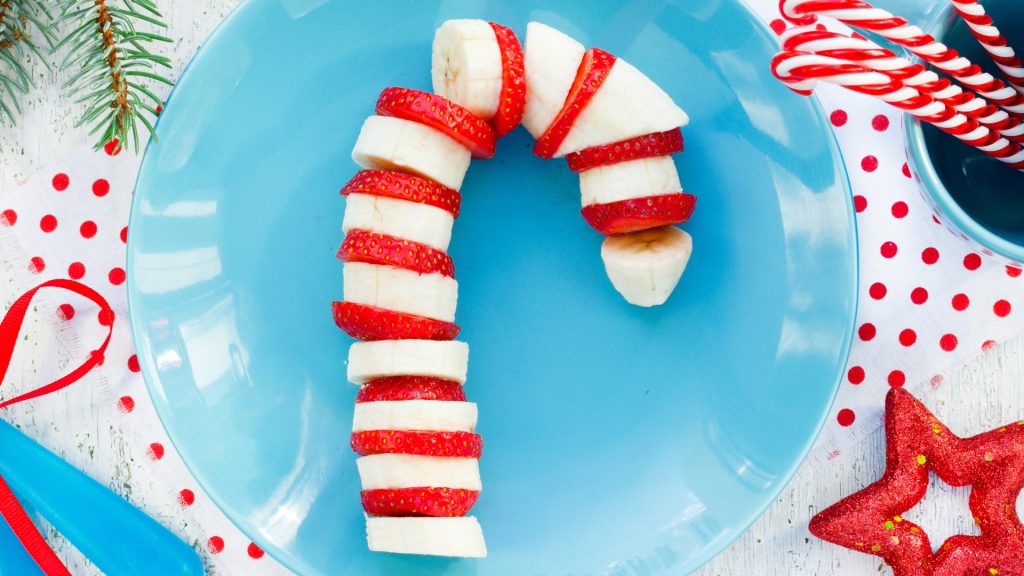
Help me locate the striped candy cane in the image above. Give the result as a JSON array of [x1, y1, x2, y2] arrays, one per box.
[[780, 0, 1024, 115], [772, 51, 1024, 169], [779, 26, 1024, 141], [952, 0, 1024, 93]]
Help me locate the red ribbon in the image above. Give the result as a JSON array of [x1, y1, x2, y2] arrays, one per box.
[[0, 279, 114, 576]]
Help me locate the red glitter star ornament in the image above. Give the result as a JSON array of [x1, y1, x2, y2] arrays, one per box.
[[810, 387, 1024, 575]]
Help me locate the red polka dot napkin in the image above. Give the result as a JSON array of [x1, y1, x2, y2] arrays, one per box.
[[0, 144, 288, 575]]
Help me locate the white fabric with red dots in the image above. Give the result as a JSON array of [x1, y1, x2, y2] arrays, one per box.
[[0, 6, 1020, 573]]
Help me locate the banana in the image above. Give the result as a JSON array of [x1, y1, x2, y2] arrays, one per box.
[[366, 517, 487, 558], [347, 339, 469, 384], [352, 115, 472, 191], [522, 22, 586, 139], [555, 59, 689, 157], [352, 400, 478, 433], [343, 262, 458, 322], [579, 155, 681, 207], [601, 226, 692, 307], [342, 193, 454, 252], [356, 453, 481, 490], [432, 19, 503, 120]]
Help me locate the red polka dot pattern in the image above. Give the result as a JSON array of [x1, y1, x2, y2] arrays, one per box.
[[869, 282, 887, 300], [109, 267, 126, 286], [854, 195, 867, 213], [92, 179, 110, 197], [964, 253, 982, 270], [952, 293, 970, 311], [890, 202, 908, 219], [68, 262, 85, 280], [887, 370, 905, 387], [921, 247, 939, 264], [1, 209, 16, 226], [769, 18, 787, 34], [117, 396, 135, 413], [57, 304, 75, 320], [247, 543, 265, 559], [128, 354, 140, 373], [847, 366, 865, 384], [858, 323, 876, 341], [861, 155, 878, 172], [207, 536, 224, 555], [28, 256, 45, 274], [871, 115, 889, 131], [899, 329, 917, 347], [830, 109, 848, 126], [178, 489, 195, 507], [80, 221, 97, 239], [994, 299, 1012, 317], [910, 287, 928, 305], [39, 215, 57, 233], [837, 409, 856, 427], [880, 242, 897, 258], [52, 173, 69, 191], [147, 443, 165, 461], [940, 334, 958, 351]]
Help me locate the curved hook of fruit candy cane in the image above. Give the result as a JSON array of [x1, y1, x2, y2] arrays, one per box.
[[778, 26, 1024, 142]]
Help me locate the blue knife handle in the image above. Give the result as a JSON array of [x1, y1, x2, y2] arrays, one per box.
[[0, 419, 204, 576]]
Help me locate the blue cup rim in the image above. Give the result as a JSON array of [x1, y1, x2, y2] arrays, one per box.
[[905, 4, 1024, 264]]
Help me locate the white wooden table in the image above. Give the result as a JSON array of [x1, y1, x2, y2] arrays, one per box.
[[1, 1, 1022, 573]]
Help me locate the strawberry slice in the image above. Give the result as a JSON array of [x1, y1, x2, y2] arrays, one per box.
[[376, 87, 497, 159], [351, 430, 482, 458], [361, 487, 479, 517], [356, 376, 466, 403], [581, 193, 697, 235], [488, 22, 526, 137], [533, 48, 617, 159], [341, 170, 461, 218], [338, 230, 454, 278], [332, 301, 460, 341], [566, 129, 685, 172]]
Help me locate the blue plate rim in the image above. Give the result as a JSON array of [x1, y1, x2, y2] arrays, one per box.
[[125, 0, 860, 571]]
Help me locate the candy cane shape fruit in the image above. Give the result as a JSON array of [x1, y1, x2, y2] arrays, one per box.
[[779, 0, 1024, 116], [951, 0, 1024, 93], [779, 26, 1024, 141], [772, 51, 1024, 170]]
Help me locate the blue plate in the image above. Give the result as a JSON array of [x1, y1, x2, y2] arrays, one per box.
[[127, 1, 857, 573]]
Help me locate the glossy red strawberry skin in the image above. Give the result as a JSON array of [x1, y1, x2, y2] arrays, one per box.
[[338, 230, 454, 278], [341, 170, 461, 218], [356, 376, 466, 403], [351, 430, 483, 458], [488, 22, 526, 137], [581, 193, 697, 235], [361, 487, 479, 517], [533, 48, 617, 159], [331, 301, 460, 341], [376, 87, 497, 159], [566, 129, 685, 172]]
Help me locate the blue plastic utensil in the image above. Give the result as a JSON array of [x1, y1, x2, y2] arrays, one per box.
[[0, 501, 43, 576], [0, 418, 203, 576]]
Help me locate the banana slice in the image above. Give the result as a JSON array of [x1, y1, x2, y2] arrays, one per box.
[[356, 453, 481, 490], [352, 115, 472, 191], [523, 22, 586, 139], [366, 516, 487, 557], [342, 193, 454, 252], [432, 19, 503, 120], [343, 262, 458, 322], [555, 59, 689, 157], [601, 226, 692, 307], [352, 400, 478, 433], [579, 155, 681, 207], [347, 340, 469, 385]]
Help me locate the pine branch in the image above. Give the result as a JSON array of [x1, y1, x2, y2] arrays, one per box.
[[54, 0, 171, 152], [0, 0, 54, 125]]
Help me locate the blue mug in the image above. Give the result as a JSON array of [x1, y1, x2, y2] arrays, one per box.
[[904, 0, 1024, 265]]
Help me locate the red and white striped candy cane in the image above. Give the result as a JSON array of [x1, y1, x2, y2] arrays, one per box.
[[779, 26, 1024, 142], [952, 0, 1024, 93], [772, 51, 1024, 170], [780, 0, 1024, 116]]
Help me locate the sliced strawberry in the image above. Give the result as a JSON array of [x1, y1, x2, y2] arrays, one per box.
[[488, 22, 526, 137], [341, 170, 461, 218], [581, 193, 697, 235], [361, 487, 479, 517], [376, 87, 497, 159], [356, 376, 466, 403], [338, 230, 454, 278], [332, 301, 460, 341], [566, 129, 685, 172], [351, 430, 483, 458], [533, 48, 617, 159]]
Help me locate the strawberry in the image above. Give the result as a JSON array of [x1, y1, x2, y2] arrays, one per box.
[[488, 22, 526, 137], [581, 193, 697, 235], [341, 170, 461, 218], [356, 376, 466, 403], [331, 301, 460, 341], [338, 230, 454, 278], [533, 48, 617, 159], [351, 430, 483, 458], [361, 487, 479, 517], [376, 87, 497, 159], [566, 128, 685, 172]]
